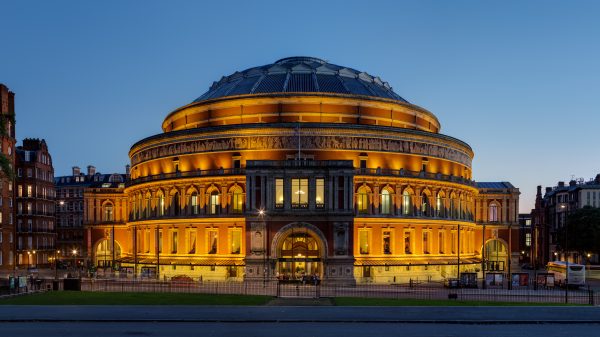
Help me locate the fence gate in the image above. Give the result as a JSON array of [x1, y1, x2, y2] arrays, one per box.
[[276, 281, 320, 298]]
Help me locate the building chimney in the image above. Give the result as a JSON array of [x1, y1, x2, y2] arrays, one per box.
[[545, 187, 552, 193], [72, 166, 81, 176], [87, 165, 96, 176], [125, 164, 130, 176], [596, 174, 600, 184], [569, 180, 577, 187], [558, 181, 565, 188], [537, 185, 542, 196]]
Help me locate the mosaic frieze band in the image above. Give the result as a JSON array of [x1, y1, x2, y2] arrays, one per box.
[[131, 134, 472, 167]]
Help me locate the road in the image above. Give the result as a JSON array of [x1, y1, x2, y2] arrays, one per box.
[[0, 322, 597, 337], [0, 306, 599, 336]]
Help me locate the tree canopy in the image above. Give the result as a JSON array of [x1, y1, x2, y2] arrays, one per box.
[[557, 206, 600, 254]]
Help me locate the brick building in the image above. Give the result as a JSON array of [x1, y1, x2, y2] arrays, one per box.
[[55, 166, 128, 266], [15, 138, 56, 268], [0, 84, 16, 272]]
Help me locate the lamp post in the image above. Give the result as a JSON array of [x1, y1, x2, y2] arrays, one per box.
[[72, 249, 79, 278], [258, 209, 267, 288], [54, 250, 61, 280]]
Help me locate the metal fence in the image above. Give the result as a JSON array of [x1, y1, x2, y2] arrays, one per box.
[[81, 279, 598, 305]]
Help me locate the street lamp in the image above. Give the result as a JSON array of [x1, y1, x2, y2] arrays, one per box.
[[54, 250, 61, 280], [72, 249, 79, 278]]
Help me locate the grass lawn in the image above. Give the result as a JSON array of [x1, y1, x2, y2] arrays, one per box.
[[0, 291, 272, 305], [333, 297, 583, 306]]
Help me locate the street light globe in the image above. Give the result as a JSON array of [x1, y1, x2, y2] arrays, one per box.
[[72, 249, 77, 256], [587, 253, 591, 258]]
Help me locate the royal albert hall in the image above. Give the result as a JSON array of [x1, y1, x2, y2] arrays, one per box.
[[85, 57, 520, 285]]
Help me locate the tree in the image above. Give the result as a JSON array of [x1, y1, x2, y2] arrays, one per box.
[[556, 206, 600, 257], [0, 112, 15, 179]]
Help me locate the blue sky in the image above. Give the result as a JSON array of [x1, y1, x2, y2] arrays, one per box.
[[2, 0, 599, 211]]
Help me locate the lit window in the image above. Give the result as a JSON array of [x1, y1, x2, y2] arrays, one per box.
[[404, 231, 411, 254], [423, 231, 430, 254], [158, 195, 165, 216], [275, 178, 284, 208], [190, 193, 198, 215], [438, 231, 445, 254], [188, 230, 196, 254], [232, 189, 243, 213], [525, 233, 531, 247], [380, 189, 391, 214], [171, 231, 178, 254], [230, 230, 241, 254], [208, 230, 218, 254], [382, 231, 391, 254], [316, 178, 325, 207], [359, 230, 369, 254], [103, 203, 114, 221], [291, 178, 308, 208], [158, 230, 163, 253], [357, 186, 369, 213], [402, 190, 412, 215], [209, 191, 220, 215]]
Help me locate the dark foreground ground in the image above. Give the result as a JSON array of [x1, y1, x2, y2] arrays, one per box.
[[0, 305, 599, 337]]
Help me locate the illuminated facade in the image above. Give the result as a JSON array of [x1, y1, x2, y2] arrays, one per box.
[[85, 57, 519, 284]]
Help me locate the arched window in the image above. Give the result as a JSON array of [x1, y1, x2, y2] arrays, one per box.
[[380, 189, 391, 215], [209, 190, 220, 215], [436, 193, 444, 217], [421, 192, 429, 216], [402, 190, 412, 215], [103, 203, 113, 222], [189, 192, 198, 215], [171, 192, 180, 216], [145, 195, 151, 218], [449, 195, 456, 219], [232, 188, 244, 214], [489, 203, 498, 222], [357, 186, 369, 214], [158, 194, 165, 216]]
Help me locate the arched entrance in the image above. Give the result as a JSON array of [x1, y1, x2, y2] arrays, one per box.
[[95, 239, 122, 268], [273, 225, 326, 281], [484, 239, 508, 272]]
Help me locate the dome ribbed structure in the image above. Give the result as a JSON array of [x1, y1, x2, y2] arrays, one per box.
[[194, 56, 408, 103]]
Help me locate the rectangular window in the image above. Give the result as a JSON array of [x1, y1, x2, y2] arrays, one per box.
[[316, 178, 325, 207], [208, 230, 218, 254], [404, 231, 411, 254], [423, 231, 430, 254], [27, 185, 32, 197], [382, 231, 391, 254], [145, 230, 150, 253], [291, 178, 308, 208], [158, 230, 163, 253], [18, 185, 22, 197], [451, 232, 456, 254], [525, 233, 531, 247], [188, 230, 196, 254], [171, 231, 178, 254], [230, 229, 241, 254], [275, 178, 284, 208], [359, 230, 369, 254]]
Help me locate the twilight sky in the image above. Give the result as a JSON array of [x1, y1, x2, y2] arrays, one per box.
[[1, 0, 599, 212]]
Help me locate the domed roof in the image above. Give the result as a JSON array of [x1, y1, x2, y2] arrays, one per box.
[[193, 56, 408, 103]]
